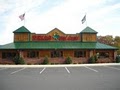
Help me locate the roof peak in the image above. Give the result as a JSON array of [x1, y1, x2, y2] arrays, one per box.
[[47, 27, 65, 35], [80, 26, 98, 34], [13, 26, 31, 33]]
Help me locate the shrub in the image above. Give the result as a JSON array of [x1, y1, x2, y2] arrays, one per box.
[[116, 55, 120, 63], [88, 56, 96, 63], [42, 56, 49, 64], [94, 55, 98, 62], [65, 56, 72, 64], [13, 56, 25, 64]]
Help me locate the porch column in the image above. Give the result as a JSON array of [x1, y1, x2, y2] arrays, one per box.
[[93, 49, 96, 56], [89, 50, 94, 57], [114, 50, 117, 60], [19, 50, 24, 58]]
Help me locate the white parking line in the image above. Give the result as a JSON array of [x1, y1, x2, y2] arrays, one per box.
[[84, 66, 98, 72], [11, 67, 26, 74], [65, 67, 70, 73], [40, 67, 46, 74], [104, 66, 120, 70]]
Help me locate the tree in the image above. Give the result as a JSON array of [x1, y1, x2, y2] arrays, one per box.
[[97, 35, 120, 55], [114, 36, 120, 55], [97, 35, 114, 46], [114, 36, 120, 47]]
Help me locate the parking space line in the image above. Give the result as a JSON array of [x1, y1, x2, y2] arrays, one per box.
[[84, 66, 98, 72], [104, 66, 120, 70], [40, 67, 46, 74], [11, 67, 26, 74], [65, 67, 70, 73]]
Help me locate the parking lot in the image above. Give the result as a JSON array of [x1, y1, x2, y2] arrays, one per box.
[[0, 64, 120, 90]]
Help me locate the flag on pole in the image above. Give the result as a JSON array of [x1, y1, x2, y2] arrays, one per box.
[[19, 13, 25, 21], [81, 15, 86, 24]]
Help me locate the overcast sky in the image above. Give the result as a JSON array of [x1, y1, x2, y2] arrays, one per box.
[[0, 0, 120, 45]]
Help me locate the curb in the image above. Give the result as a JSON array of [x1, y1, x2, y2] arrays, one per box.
[[0, 63, 120, 68]]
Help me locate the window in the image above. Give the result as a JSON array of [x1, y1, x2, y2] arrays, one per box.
[[51, 51, 63, 58], [74, 51, 86, 58], [96, 52, 109, 58], [27, 51, 39, 58], [2, 52, 17, 59]]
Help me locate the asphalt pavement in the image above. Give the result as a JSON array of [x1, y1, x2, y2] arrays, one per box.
[[0, 64, 120, 90]]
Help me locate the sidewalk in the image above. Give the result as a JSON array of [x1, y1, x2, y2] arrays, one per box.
[[0, 63, 120, 68]]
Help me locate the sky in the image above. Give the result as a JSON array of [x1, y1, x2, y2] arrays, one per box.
[[0, 0, 120, 45]]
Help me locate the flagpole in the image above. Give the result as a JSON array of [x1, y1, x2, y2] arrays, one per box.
[[85, 13, 87, 27], [24, 12, 25, 26], [24, 17, 25, 26], [19, 13, 26, 26]]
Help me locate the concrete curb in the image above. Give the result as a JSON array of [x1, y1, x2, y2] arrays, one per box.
[[0, 63, 120, 68]]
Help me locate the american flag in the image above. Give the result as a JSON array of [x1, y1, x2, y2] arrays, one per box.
[[19, 13, 25, 21], [81, 15, 86, 24]]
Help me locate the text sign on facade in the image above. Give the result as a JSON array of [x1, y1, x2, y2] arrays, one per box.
[[32, 35, 79, 41], [32, 35, 51, 41]]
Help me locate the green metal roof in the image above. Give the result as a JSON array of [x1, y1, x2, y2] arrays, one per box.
[[0, 41, 117, 50], [80, 26, 98, 34], [13, 26, 31, 33]]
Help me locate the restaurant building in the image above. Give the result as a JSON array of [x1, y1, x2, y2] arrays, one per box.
[[0, 26, 117, 64]]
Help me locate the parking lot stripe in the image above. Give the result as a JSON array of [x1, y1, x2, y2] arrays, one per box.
[[40, 67, 46, 74], [11, 67, 26, 74], [65, 67, 70, 73], [104, 66, 120, 70], [84, 66, 98, 72]]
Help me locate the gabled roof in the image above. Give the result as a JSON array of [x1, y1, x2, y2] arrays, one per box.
[[80, 26, 98, 34], [13, 26, 31, 33], [47, 28, 65, 35], [0, 41, 117, 50]]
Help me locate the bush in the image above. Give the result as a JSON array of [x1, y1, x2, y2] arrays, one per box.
[[65, 56, 72, 64], [42, 56, 49, 64], [13, 56, 25, 64], [88, 56, 96, 63], [116, 55, 120, 63], [94, 55, 98, 62]]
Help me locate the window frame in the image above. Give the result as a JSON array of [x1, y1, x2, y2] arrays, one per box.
[[27, 51, 39, 58], [74, 50, 86, 58], [51, 50, 63, 58]]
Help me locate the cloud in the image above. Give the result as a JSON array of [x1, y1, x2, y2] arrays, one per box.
[[25, 0, 105, 33], [0, 0, 120, 44], [87, 2, 120, 36], [89, 3, 120, 18]]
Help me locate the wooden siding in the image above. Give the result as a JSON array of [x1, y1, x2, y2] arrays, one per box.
[[40, 50, 50, 57], [82, 33, 97, 42], [14, 33, 30, 42], [63, 50, 74, 57]]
